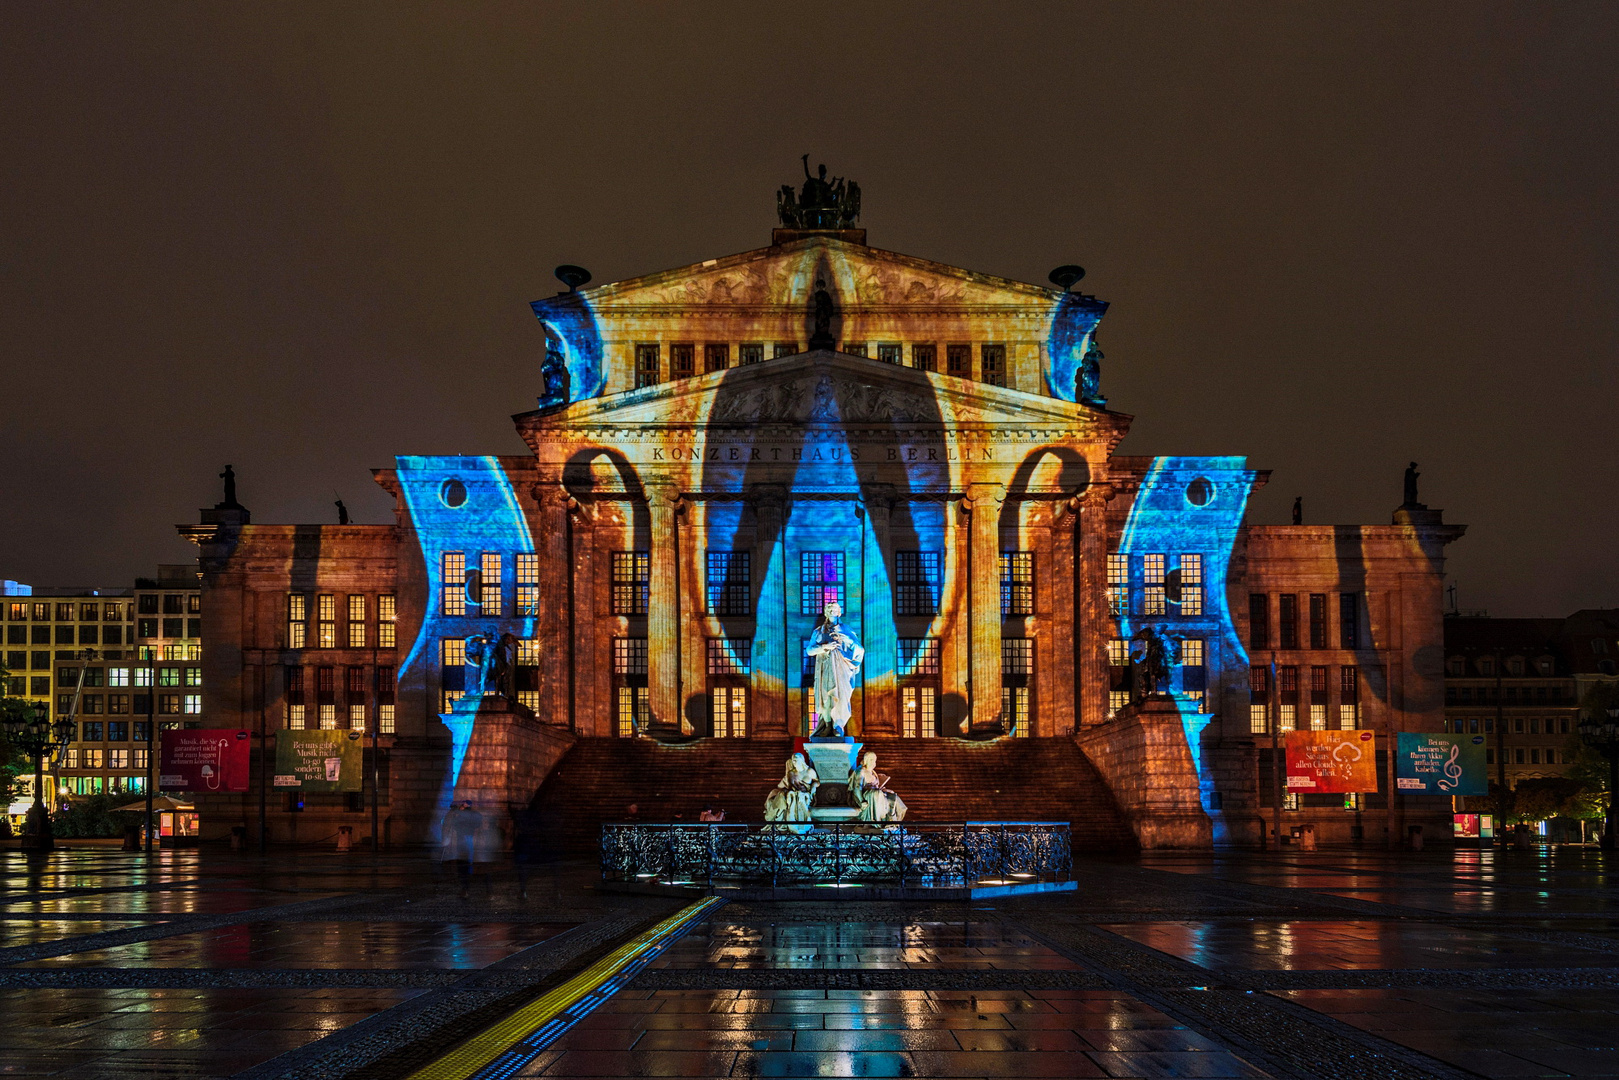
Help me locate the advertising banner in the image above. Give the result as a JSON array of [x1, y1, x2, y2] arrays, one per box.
[[274, 730, 363, 792], [1285, 729, 1379, 794], [159, 729, 251, 792], [1397, 732, 1488, 796]]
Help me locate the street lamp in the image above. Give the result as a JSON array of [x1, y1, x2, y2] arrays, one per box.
[[1577, 705, 1619, 851], [2, 702, 76, 852]]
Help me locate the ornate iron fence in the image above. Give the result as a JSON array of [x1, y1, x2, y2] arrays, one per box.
[[600, 821, 1072, 889]]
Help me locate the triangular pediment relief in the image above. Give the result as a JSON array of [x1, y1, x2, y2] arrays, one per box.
[[544, 237, 1069, 313], [522, 350, 1124, 434]]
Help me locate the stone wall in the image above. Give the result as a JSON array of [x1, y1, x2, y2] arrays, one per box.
[[1074, 697, 1212, 848]]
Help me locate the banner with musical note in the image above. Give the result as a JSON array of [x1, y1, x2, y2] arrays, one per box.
[[1396, 733, 1487, 796], [1285, 730, 1379, 793]]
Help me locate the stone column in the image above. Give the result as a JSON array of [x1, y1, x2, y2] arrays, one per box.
[[861, 486, 898, 736], [750, 485, 788, 735], [1043, 502, 1077, 736], [646, 481, 681, 731], [531, 481, 570, 723], [1075, 484, 1115, 729], [967, 482, 1005, 730]]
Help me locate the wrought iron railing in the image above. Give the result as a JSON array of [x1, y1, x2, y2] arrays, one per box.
[[600, 821, 1072, 889]]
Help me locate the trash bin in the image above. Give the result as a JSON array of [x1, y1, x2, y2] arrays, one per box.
[[337, 825, 353, 853], [122, 824, 142, 851], [1408, 824, 1424, 851], [1300, 824, 1317, 852]]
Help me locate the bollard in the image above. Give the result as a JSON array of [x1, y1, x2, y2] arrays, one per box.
[[337, 825, 353, 853], [1408, 824, 1423, 851], [1300, 824, 1317, 852], [122, 824, 141, 852]]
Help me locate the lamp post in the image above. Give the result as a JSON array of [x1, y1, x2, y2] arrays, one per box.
[[3, 702, 76, 852], [1577, 706, 1619, 851]]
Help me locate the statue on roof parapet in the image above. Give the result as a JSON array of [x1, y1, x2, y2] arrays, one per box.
[[778, 156, 861, 229]]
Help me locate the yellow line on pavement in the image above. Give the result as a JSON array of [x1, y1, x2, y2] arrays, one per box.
[[405, 896, 722, 1080]]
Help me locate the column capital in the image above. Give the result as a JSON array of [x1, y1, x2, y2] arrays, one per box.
[[1073, 483, 1117, 511]]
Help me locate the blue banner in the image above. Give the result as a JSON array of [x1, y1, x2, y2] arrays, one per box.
[[1397, 733, 1487, 796]]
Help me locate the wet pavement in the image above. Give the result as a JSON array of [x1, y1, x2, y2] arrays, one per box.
[[0, 845, 1615, 1078]]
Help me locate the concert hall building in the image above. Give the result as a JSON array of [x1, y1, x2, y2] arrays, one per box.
[[185, 183, 1464, 851]]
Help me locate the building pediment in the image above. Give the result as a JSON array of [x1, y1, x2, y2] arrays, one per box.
[[517, 350, 1126, 438]]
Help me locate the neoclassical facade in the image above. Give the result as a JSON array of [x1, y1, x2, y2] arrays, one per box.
[[188, 208, 1464, 848]]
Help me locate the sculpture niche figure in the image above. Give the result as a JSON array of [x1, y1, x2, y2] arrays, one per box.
[[808, 277, 836, 351], [849, 751, 907, 822], [1076, 340, 1106, 407], [538, 344, 570, 413], [763, 753, 819, 823], [1131, 625, 1174, 701], [806, 600, 864, 738], [463, 634, 497, 699]]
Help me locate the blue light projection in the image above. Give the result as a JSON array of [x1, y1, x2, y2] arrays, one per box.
[[530, 292, 606, 405], [395, 454, 537, 810], [1043, 291, 1109, 402], [1115, 456, 1255, 792]]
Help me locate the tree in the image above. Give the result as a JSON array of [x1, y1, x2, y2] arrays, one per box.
[[0, 662, 40, 835]]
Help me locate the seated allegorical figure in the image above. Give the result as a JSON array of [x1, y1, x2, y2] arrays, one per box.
[[849, 751, 907, 822], [763, 753, 819, 823]]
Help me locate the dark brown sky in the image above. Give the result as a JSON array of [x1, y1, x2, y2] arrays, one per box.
[[3, 4, 1615, 616]]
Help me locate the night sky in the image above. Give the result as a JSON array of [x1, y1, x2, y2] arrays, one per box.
[[3, 4, 1614, 616]]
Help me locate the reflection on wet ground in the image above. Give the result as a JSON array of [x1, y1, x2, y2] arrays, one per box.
[[652, 920, 1084, 971], [1101, 919, 1619, 970]]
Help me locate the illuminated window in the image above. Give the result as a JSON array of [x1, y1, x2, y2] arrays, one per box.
[[347, 595, 367, 648], [104, 602, 122, 621], [704, 343, 729, 372], [1002, 638, 1033, 737], [616, 686, 648, 737], [1279, 594, 1298, 649], [980, 344, 1007, 386], [896, 551, 942, 616], [1309, 593, 1328, 649], [1249, 666, 1269, 733], [1002, 638, 1032, 675], [440, 638, 465, 712], [946, 343, 971, 375], [441, 552, 466, 616], [288, 594, 307, 649], [183, 694, 201, 715], [83, 749, 103, 769], [317, 594, 335, 648], [319, 704, 337, 730], [158, 694, 182, 715], [800, 552, 844, 616], [611, 553, 650, 615], [480, 553, 503, 615], [378, 595, 397, 648], [706, 638, 751, 675], [739, 342, 764, 365], [378, 704, 395, 734], [671, 343, 695, 378], [843, 341, 867, 357], [1283, 792, 1301, 811], [158, 666, 181, 687], [1109, 690, 1131, 717], [285, 666, 305, 729], [185, 667, 201, 687], [349, 704, 366, 729], [516, 555, 539, 617], [1278, 704, 1296, 731], [1177, 554, 1203, 616], [877, 343, 901, 364], [1179, 638, 1204, 668], [1107, 553, 1129, 615], [634, 344, 661, 387], [706, 552, 751, 616], [1143, 553, 1167, 615], [1340, 593, 1360, 649], [613, 638, 648, 738], [898, 638, 941, 677], [1000, 552, 1034, 616], [911, 343, 937, 372], [773, 341, 796, 359], [110, 749, 129, 769], [710, 686, 746, 738], [1107, 638, 1130, 667], [901, 685, 937, 738], [1248, 594, 1269, 650], [1339, 665, 1359, 729], [613, 638, 648, 675], [377, 665, 395, 733]]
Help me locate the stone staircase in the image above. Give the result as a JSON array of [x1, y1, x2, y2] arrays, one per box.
[[531, 736, 1137, 856]]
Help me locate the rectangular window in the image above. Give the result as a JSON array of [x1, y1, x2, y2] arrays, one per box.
[[516, 554, 539, 617], [349, 704, 366, 729], [896, 551, 942, 616], [157, 666, 181, 687], [912, 343, 937, 372], [159, 618, 182, 639], [441, 553, 466, 617], [108, 694, 129, 714], [1339, 593, 1360, 649], [157, 694, 182, 715], [183, 694, 201, 715], [83, 749, 104, 769], [184, 667, 201, 687], [1002, 637, 1033, 676], [1177, 554, 1204, 616], [78, 626, 98, 645], [315, 704, 335, 730], [1309, 593, 1328, 649], [1001, 685, 1030, 736], [739, 342, 764, 366], [980, 344, 1006, 386], [704, 343, 729, 372], [877, 343, 901, 365], [898, 637, 941, 677], [102, 625, 122, 645], [616, 685, 649, 737], [843, 341, 867, 357], [288, 594, 307, 649], [946, 343, 971, 375], [634, 343, 661, 387], [1143, 553, 1167, 615], [773, 341, 796, 359], [800, 551, 845, 616], [1249, 594, 1269, 650], [1109, 690, 1131, 717], [1107, 553, 1129, 615], [612, 638, 648, 739], [347, 595, 367, 648], [82, 721, 103, 742], [706, 552, 751, 616], [611, 552, 650, 615], [162, 595, 182, 615], [1278, 594, 1298, 649], [440, 638, 465, 712], [378, 703, 395, 734], [671, 343, 695, 378], [378, 594, 397, 648], [1000, 552, 1034, 616], [1339, 665, 1359, 728], [316, 594, 335, 648], [480, 553, 503, 615], [103, 718, 124, 740], [1108, 638, 1131, 667], [706, 638, 751, 675], [710, 686, 747, 738], [613, 638, 648, 676], [901, 684, 937, 739]]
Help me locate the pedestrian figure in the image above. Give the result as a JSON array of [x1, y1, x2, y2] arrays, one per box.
[[440, 800, 482, 899]]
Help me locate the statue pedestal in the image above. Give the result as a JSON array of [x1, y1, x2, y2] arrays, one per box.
[[444, 696, 576, 816], [1074, 696, 1210, 849], [802, 739, 861, 824]]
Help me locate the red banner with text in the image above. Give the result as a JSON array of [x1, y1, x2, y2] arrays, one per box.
[[1285, 729, 1379, 794], [159, 729, 252, 793]]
